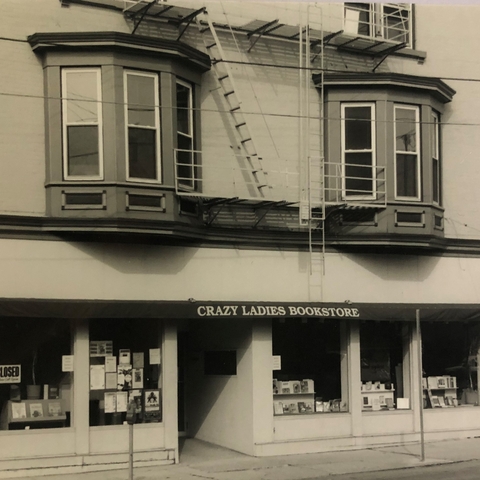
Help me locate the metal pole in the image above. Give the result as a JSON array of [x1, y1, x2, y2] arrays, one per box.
[[416, 309, 425, 461], [129, 422, 134, 480]]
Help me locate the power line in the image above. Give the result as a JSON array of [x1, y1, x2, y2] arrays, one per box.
[[1, 90, 479, 128]]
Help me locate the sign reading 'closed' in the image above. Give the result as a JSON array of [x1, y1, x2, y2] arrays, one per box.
[[0, 365, 21, 384]]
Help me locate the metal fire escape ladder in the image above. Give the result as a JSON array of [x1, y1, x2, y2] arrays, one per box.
[[196, 10, 270, 198]]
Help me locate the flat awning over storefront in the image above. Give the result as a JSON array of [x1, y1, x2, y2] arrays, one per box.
[[1, 298, 480, 322]]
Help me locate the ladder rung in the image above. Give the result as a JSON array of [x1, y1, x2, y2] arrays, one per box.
[[230, 106, 240, 112], [206, 42, 217, 49], [224, 91, 235, 96], [240, 138, 252, 143], [199, 27, 210, 33], [218, 74, 229, 81], [235, 122, 246, 128]]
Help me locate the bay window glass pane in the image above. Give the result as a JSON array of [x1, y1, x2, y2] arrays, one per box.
[[89, 319, 162, 426], [272, 319, 348, 415], [361, 322, 410, 411], [65, 71, 98, 123], [395, 108, 417, 152], [176, 83, 191, 135], [127, 74, 156, 127], [345, 106, 372, 150], [128, 128, 156, 180], [345, 152, 373, 195], [433, 159, 439, 203], [396, 153, 418, 197], [67, 125, 99, 177], [0, 319, 71, 430]]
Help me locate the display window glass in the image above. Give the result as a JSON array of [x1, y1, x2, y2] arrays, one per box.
[[89, 319, 162, 426], [360, 321, 411, 411], [0, 318, 72, 430], [272, 319, 348, 415], [421, 322, 480, 408]]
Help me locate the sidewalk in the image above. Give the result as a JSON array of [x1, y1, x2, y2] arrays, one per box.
[[17, 436, 480, 480]]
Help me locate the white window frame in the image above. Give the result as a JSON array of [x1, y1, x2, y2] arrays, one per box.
[[394, 104, 421, 201], [344, 3, 412, 49], [124, 70, 161, 184], [61, 68, 104, 181], [432, 111, 440, 205], [341, 102, 376, 201], [176, 79, 195, 191]]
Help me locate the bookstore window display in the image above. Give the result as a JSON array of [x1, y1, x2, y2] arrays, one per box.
[[360, 322, 410, 411], [421, 322, 480, 408], [272, 319, 348, 415], [89, 319, 162, 426], [0, 318, 71, 430]]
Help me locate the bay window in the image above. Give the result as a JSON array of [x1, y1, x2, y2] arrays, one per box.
[[341, 103, 375, 199], [394, 105, 420, 200], [62, 68, 103, 180], [124, 71, 161, 182]]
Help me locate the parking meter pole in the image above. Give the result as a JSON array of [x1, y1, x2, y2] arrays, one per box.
[[129, 422, 133, 480]]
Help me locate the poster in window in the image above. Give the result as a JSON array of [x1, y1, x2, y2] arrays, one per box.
[[116, 392, 128, 413], [117, 365, 132, 390], [105, 372, 117, 390], [105, 356, 117, 373], [90, 364, 106, 390], [144, 389, 160, 412], [133, 352, 144, 369], [129, 390, 143, 414], [90, 341, 113, 357], [149, 348, 161, 365], [104, 392, 116, 413], [132, 368, 143, 389], [119, 349, 131, 365]]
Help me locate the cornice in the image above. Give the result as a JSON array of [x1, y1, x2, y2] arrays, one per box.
[[315, 72, 456, 104], [1, 214, 480, 256], [27, 31, 211, 72]]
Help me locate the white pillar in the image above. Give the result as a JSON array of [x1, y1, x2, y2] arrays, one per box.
[[162, 320, 178, 462], [349, 320, 362, 438], [73, 319, 90, 455]]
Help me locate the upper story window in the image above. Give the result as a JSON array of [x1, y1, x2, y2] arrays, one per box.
[[176, 80, 195, 190], [341, 103, 376, 199], [124, 71, 161, 183], [62, 68, 103, 180], [344, 3, 412, 48], [431, 112, 440, 205], [394, 105, 420, 200]]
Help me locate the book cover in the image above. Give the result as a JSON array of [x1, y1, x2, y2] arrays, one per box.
[[116, 391, 128, 412], [105, 372, 117, 390], [273, 401, 283, 415], [48, 386, 59, 399], [104, 392, 116, 413], [11, 402, 26, 419], [129, 390, 143, 414], [48, 401, 62, 417], [133, 352, 144, 369], [29, 402, 43, 418], [297, 401, 306, 413], [144, 390, 160, 412], [132, 368, 144, 389], [289, 403, 298, 414]]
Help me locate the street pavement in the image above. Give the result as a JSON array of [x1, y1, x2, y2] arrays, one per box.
[[9, 436, 480, 480]]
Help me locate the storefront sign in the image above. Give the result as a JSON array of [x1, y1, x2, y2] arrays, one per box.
[[196, 305, 361, 318], [0, 365, 21, 384]]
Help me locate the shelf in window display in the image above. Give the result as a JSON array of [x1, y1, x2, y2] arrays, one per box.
[[273, 392, 315, 396]]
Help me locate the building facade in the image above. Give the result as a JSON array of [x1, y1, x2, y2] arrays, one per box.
[[1, 0, 480, 476]]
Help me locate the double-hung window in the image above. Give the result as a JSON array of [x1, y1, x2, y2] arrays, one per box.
[[124, 71, 161, 182], [394, 105, 420, 200], [431, 112, 440, 204], [62, 68, 103, 180], [341, 103, 376, 199], [176, 80, 195, 190]]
